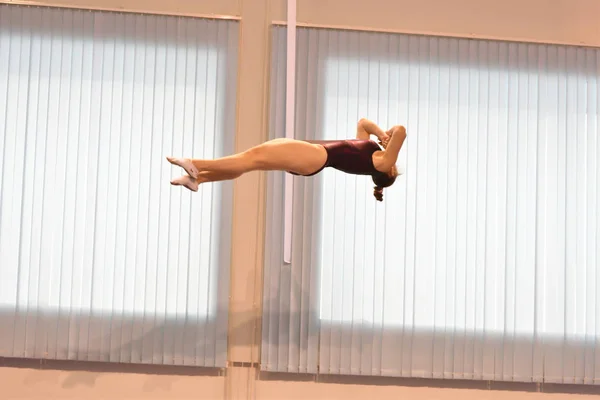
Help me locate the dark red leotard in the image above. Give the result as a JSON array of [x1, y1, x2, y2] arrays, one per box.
[[290, 139, 382, 177]]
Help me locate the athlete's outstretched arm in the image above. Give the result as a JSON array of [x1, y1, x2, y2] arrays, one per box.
[[356, 118, 389, 142], [380, 125, 407, 169]]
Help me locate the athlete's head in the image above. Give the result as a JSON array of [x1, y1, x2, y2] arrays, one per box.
[[372, 165, 398, 202]]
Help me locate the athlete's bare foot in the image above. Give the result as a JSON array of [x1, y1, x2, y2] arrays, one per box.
[[170, 175, 199, 192], [166, 156, 199, 179]]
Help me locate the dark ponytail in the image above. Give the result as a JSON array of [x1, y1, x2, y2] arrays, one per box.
[[372, 169, 396, 202], [373, 186, 384, 202]]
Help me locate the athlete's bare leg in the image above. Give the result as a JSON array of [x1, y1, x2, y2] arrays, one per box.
[[167, 138, 327, 180]]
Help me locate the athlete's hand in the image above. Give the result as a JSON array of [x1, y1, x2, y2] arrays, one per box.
[[380, 135, 390, 148]]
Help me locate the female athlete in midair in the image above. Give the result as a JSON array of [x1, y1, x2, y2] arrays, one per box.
[[167, 119, 406, 201]]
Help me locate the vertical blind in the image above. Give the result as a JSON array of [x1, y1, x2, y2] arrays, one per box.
[[0, 4, 238, 367], [262, 26, 600, 384]]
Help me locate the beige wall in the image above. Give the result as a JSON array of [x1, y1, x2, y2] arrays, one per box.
[[2, 0, 600, 398], [0, 365, 596, 400], [0, 366, 225, 400], [278, 0, 600, 47], [15, 0, 600, 46]]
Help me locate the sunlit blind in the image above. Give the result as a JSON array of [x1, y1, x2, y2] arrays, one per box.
[[263, 26, 600, 384], [0, 4, 238, 367]]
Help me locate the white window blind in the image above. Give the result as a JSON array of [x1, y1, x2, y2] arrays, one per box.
[[0, 4, 238, 367], [263, 26, 600, 385]]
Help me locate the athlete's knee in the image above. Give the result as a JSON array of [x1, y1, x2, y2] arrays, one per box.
[[244, 145, 267, 169]]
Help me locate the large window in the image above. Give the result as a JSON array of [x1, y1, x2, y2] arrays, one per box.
[[263, 27, 600, 383], [0, 5, 238, 366]]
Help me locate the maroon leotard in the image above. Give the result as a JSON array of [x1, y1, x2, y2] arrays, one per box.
[[291, 139, 382, 177]]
